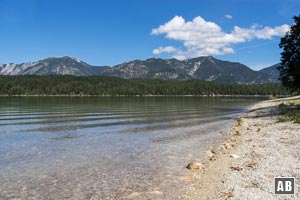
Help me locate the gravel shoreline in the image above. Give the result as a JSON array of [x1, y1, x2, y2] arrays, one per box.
[[181, 96, 300, 200]]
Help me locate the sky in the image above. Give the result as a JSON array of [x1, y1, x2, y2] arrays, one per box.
[[0, 0, 299, 70]]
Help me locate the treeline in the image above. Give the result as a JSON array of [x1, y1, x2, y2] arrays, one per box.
[[0, 75, 290, 96]]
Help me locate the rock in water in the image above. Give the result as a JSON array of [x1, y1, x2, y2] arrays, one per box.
[[127, 192, 140, 199]]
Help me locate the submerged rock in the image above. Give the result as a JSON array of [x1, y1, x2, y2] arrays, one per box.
[[186, 162, 204, 170], [205, 150, 216, 158], [224, 143, 232, 149], [179, 176, 192, 182], [149, 191, 163, 195], [237, 117, 244, 125], [127, 192, 140, 199]]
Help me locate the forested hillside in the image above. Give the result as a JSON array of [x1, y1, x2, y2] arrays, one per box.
[[0, 75, 289, 96]]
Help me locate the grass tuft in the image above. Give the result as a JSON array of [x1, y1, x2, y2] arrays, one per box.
[[277, 102, 300, 123]]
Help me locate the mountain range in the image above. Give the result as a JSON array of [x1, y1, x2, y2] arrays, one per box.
[[0, 56, 280, 84]]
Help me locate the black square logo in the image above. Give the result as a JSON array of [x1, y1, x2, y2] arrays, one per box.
[[275, 177, 295, 194]]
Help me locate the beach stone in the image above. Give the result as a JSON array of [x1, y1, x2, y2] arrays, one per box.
[[205, 150, 216, 158], [224, 143, 232, 149], [231, 166, 243, 171], [234, 130, 241, 136], [229, 154, 240, 159], [246, 162, 258, 168], [219, 145, 227, 152], [219, 192, 234, 198], [186, 162, 204, 170], [179, 176, 192, 182]]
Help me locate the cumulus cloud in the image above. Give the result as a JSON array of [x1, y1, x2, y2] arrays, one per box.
[[225, 14, 233, 19], [153, 46, 177, 55], [151, 16, 289, 60]]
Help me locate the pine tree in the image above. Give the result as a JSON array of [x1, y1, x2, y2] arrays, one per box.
[[278, 15, 300, 92]]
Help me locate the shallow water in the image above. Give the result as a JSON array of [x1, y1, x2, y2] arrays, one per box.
[[0, 96, 260, 199]]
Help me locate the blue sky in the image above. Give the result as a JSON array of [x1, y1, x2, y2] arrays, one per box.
[[0, 0, 299, 70]]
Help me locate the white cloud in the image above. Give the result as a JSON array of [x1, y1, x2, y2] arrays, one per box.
[[225, 14, 233, 19], [151, 16, 289, 60], [153, 46, 177, 54]]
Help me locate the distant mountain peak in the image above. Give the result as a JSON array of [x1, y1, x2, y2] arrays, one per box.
[[0, 56, 108, 76], [103, 56, 279, 84], [43, 56, 81, 62], [0, 56, 280, 84], [259, 63, 280, 80]]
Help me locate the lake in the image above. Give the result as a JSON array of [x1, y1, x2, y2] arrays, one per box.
[[0, 96, 260, 199]]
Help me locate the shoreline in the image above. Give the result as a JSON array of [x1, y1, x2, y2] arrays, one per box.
[[180, 96, 300, 199], [0, 94, 289, 97]]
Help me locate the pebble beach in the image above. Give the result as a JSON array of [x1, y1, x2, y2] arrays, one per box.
[[181, 96, 300, 200]]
